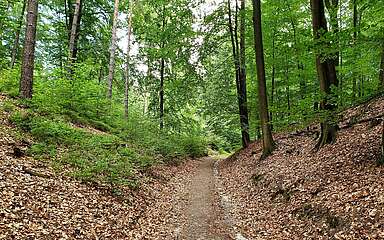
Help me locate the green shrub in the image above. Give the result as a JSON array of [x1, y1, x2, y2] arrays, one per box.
[[0, 68, 19, 97], [180, 135, 208, 158]]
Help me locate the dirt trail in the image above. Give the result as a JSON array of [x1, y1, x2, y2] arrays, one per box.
[[181, 157, 233, 240]]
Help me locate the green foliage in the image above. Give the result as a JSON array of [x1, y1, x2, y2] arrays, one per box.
[[0, 68, 20, 97], [1, 62, 208, 186]]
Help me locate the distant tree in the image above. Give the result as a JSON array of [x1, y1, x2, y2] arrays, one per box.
[[352, 0, 358, 100], [10, 0, 26, 68], [311, 0, 339, 149], [20, 0, 38, 99], [160, 5, 166, 130], [252, 0, 275, 157], [125, 0, 133, 119], [108, 0, 120, 99]]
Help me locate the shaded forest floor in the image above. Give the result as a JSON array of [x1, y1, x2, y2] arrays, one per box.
[[217, 96, 384, 239], [1, 94, 384, 239]]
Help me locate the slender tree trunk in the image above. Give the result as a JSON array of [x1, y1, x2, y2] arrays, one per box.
[[352, 0, 357, 101], [159, 5, 166, 130], [68, 0, 81, 64], [107, 0, 120, 99], [285, 53, 291, 113], [160, 57, 165, 130], [227, 0, 240, 98], [252, 0, 275, 158], [239, 0, 250, 147], [379, 42, 384, 90], [270, 31, 276, 127], [228, 0, 250, 148], [98, 64, 103, 84], [20, 0, 38, 99], [10, 0, 26, 68], [125, 1, 133, 119], [311, 0, 339, 149], [381, 121, 384, 162]]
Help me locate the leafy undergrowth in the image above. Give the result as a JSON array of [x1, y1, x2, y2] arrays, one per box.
[[0, 93, 207, 187], [217, 96, 384, 239], [0, 67, 208, 186]]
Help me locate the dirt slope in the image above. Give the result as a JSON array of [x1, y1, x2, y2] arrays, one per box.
[[217, 97, 384, 239], [0, 94, 233, 240]]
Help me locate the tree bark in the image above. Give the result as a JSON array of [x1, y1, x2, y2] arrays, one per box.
[[352, 0, 357, 101], [160, 57, 165, 130], [10, 0, 26, 68], [228, 0, 250, 148], [68, 0, 81, 64], [381, 121, 384, 162], [20, 0, 38, 99], [311, 0, 339, 149], [270, 31, 276, 127], [285, 52, 291, 113], [159, 5, 166, 130], [252, 0, 275, 158], [125, 1, 133, 119], [379, 42, 384, 90], [107, 0, 120, 99], [239, 0, 250, 147]]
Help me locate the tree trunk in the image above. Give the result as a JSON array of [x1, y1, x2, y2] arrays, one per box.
[[352, 0, 357, 101], [381, 121, 384, 162], [68, 0, 81, 64], [270, 31, 276, 128], [160, 57, 165, 130], [311, 0, 339, 149], [285, 53, 291, 113], [228, 0, 250, 148], [252, 0, 275, 158], [20, 0, 38, 99], [379, 42, 384, 90], [107, 0, 120, 99], [125, 1, 133, 119], [10, 0, 26, 68], [159, 5, 166, 130], [239, 0, 250, 147]]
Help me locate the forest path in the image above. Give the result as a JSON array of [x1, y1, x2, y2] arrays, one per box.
[[179, 157, 233, 240]]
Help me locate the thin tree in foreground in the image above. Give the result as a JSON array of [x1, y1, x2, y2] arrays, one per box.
[[252, 0, 275, 158], [108, 0, 120, 99], [310, 0, 339, 149], [227, 0, 250, 148], [20, 0, 38, 99]]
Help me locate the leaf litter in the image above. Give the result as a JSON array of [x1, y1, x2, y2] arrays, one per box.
[[216, 96, 384, 239]]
